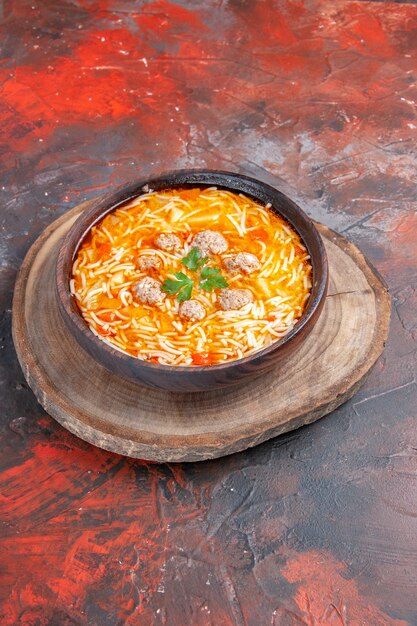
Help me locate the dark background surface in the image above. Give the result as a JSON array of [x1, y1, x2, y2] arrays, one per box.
[[1, 1, 417, 624]]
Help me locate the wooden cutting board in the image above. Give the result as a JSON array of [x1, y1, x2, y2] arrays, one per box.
[[12, 201, 391, 462]]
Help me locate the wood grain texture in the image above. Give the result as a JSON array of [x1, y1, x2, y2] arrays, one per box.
[[12, 202, 390, 462]]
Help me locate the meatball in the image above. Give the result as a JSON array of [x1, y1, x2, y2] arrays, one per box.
[[192, 230, 228, 257], [179, 299, 206, 321], [133, 276, 166, 305], [223, 252, 260, 274], [155, 233, 181, 252], [136, 254, 162, 271], [219, 288, 253, 311]]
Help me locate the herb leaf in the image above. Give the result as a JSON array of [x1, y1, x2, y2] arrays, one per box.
[[162, 271, 194, 302], [199, 267, 229, 292], [177, 281, 193, 302], [161, 278, 181, 295], [200, 267, 220, 279], [181, 247, 209, 271]]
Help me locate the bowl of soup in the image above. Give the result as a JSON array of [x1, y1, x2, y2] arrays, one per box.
[[56, 170, 328, 391]]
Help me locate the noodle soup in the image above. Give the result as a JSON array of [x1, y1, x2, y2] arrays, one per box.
[[70, 188, 312, 366]]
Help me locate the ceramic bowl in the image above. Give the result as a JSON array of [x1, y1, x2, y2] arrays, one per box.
[[56, 170, 328, 391]]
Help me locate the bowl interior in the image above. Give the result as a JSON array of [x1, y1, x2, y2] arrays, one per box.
[[57, 169, 328, 371]]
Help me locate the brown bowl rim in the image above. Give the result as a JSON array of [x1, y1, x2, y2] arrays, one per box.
[[56, 169, 328, 373]]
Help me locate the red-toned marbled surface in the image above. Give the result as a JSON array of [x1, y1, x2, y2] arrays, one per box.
[[1, 1, 417, 624]]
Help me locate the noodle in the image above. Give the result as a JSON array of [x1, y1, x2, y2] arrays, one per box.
[[71, 188, 312, 365]]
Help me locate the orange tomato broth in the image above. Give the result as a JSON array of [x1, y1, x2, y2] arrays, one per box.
[[70, 187, 312, 365]]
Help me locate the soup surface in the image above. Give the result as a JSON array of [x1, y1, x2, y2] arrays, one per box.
[[71, 187, 312, 366]]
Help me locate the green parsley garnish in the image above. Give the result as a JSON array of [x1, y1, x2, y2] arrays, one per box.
[[199, 266, 229, 292], [181, 247, 208, 271], [162, 250, 229, 302], [162, 272, 193, 302]]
